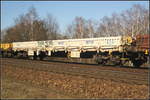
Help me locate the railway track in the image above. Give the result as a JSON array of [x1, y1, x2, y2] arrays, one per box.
[[1, 58, 149, 85], [1, 57, 148, 73]]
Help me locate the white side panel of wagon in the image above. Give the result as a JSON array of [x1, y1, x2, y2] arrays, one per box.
[[52, 40, 68, 51], [67, 39, 83, 51], [99, 36, 122, 47], [98, 36, 123, 52], [81, 38, 100, 51], [13, 41, 38, 51]]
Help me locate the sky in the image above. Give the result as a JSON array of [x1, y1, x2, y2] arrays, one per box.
[[1, 1, 149, 33]]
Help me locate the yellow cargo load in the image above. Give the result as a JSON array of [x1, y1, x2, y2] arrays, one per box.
[[0, 43, 12, 50], [145, 49, 149, 55]]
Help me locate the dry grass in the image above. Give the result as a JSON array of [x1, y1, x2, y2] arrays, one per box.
[[1, 77, 72, 99], [1, 65, 149, 99]]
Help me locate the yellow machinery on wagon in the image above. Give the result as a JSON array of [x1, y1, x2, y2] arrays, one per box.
[[0, 43, 13, 57], [0, 43, 13, 50]]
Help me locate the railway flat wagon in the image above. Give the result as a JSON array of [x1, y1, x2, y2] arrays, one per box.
[[2, 34, 148, 67], [11, 36, 130, 59]]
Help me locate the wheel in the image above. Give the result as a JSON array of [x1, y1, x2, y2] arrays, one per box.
[[132, 59, 142, 68]]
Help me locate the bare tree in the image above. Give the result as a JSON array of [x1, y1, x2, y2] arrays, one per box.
[[1, 30, 7, 43], [44, 14, 60, 40], [96, 4, 149, 37], [3, 6, 49, 42], [64, 24, 74, 39], [3, 26, 22, 42], [3, 4, 149, 43], [86, 19, 98, 38], [96, 16, 112, 37], [66, 16, 89, 39], [74, 17, 88, 38], [32, 20, 48, 41], [14, 6, 39, 41]]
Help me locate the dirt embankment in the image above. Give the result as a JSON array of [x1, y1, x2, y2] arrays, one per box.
[[1, 77, 72, 99], [1, 65, 149, 99]]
